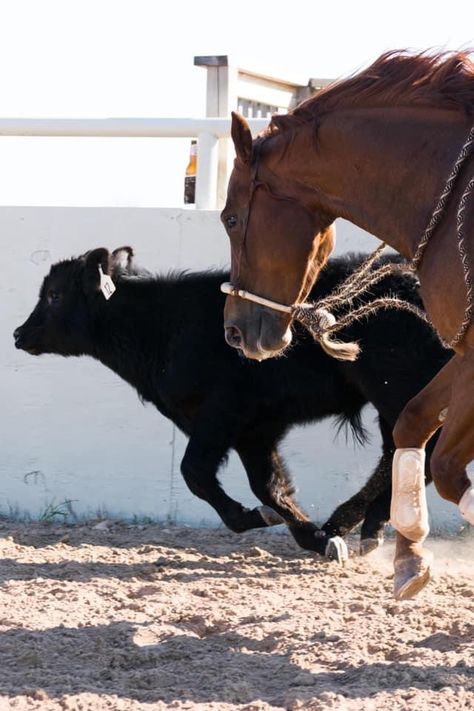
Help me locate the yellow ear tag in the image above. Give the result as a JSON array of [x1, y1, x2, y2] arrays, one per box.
[[98, 265, 116, 300]]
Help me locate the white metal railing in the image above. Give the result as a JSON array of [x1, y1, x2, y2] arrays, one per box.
[[0, 117, 269, 210]]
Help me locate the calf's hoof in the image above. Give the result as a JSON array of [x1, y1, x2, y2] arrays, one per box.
[[359, 536, 383, 556], [393, 547, 433, 601], [324, 536, 349, 564], [257, 505, 285, 526]]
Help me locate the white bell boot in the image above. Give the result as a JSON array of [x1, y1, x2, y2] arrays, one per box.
[[390, 448, 429, 542], [459, 486, 474, 525]]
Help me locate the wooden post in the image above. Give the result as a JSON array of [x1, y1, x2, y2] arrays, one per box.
[[194, 56, 237, 209], [194, 56, 334, 209]]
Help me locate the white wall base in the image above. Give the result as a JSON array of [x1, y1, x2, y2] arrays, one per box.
[[1, 207, 466, 533]]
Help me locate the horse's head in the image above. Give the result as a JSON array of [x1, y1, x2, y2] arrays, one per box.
[[222, 112, 335, 361]]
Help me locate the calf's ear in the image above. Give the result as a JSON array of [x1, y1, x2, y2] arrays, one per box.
[[111, 246, 134, 273], [83, 248, 110, 291]]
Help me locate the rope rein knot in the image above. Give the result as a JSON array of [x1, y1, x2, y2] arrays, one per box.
[[291, 305, 336, 335], [288, 247, 429, 361]]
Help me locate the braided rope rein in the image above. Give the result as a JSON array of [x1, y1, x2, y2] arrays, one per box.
[[450, 174, 474, 347], [291, 251, 429, 361], [293, 125, 474, 360], [412, 125, 474, 270]]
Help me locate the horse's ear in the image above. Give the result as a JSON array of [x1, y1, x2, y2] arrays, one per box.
[[231, 111, 252, 165]]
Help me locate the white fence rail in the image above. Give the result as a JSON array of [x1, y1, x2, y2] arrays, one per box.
[[0, 117, 269, 210]]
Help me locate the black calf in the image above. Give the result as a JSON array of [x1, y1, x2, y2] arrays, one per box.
[[14, 247, 450, 557]]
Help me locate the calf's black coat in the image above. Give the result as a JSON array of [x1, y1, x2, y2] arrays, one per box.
[[14, 247, 450, 555]]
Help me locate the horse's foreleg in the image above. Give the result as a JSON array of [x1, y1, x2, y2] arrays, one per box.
[[392, 355, 458, 537], [391, 354, 459, 600], [393, 354, 459, 446]]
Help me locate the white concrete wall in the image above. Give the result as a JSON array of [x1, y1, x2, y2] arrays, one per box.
[[1, 207, 465, 532]]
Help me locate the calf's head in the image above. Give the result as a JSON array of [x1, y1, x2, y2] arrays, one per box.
[[14, 246, 134, 356]]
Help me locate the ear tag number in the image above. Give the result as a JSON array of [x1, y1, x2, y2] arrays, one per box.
[[98, 265, 116, 300]]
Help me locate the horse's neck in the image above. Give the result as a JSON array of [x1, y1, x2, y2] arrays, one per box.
[[279, 108, 471, 258]]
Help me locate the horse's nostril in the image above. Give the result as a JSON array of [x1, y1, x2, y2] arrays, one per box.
[[13, 328, 21, 343], [225, 325, 243, 349]]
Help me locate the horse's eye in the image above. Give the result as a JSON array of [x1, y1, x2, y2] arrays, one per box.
[[226, 215, 238, 230], [47, 289, 61, 305]]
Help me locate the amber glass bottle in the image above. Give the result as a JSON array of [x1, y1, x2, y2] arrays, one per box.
[[184, 139, 198, 204]]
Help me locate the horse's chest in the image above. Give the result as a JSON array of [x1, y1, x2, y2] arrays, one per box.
[[418, 231, 474, 348]]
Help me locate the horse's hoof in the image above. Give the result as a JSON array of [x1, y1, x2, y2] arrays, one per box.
[[359, 536, 383, 556], [324, 536, 349, 564], [393, 549, 433, 601], [257, 505, 285, 526], [459, 486, 474, 525]]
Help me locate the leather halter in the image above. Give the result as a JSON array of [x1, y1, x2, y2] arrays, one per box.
[[230, 149, 262, 289], [220, 282, 293, 313], [223, 159, 297, 313], [224, 141, 312, 313]]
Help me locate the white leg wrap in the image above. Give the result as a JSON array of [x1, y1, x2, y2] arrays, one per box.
[[459, 487, 474, 525], [390, 448, 429, 542]]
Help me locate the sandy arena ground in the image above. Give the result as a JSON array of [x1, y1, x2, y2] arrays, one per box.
[[0, 521, 472, 711]]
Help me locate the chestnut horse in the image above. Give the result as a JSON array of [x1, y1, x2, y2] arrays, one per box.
[[221, 50, 474, 600]]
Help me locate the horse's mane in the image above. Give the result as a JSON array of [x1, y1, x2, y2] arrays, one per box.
[[268, 49, 474, 136]]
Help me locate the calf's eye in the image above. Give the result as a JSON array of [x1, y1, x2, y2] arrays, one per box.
[[47, 290, 61, 305]]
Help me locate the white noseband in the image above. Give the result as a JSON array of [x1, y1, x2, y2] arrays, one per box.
[[220, 282, 292, 314]]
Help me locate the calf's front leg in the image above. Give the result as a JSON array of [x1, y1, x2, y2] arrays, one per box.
[[180, 437, 276, 533]]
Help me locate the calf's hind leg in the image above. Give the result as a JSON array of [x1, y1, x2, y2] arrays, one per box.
[[322, 449, 392, 554], [237, 437, 348, 563]]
